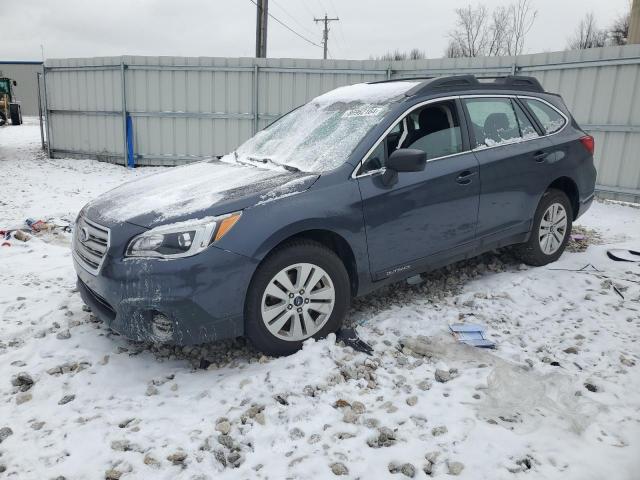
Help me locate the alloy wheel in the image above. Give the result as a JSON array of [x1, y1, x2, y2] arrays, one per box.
[[260, 262, 335, 341], [538, 202, 568, 255]]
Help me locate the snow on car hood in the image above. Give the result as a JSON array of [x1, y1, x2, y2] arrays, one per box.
[[83, 160, 318, 228]]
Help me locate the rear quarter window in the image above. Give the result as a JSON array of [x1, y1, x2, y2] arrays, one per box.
[[522, 98, 566, 135]]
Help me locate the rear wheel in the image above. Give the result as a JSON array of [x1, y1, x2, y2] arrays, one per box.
[[0, 111, 6, 126], [513, 188, 572, 266], [9, 104, 22, 125], [245, 240, 350, 356]]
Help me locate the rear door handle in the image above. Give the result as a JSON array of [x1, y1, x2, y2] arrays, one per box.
[[456, 170, 477, 185], [533, 150, 549, 162]]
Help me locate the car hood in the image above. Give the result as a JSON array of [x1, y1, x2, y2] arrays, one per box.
[[83, 160, 319, 229]]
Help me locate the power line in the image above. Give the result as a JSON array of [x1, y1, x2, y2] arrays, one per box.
[[248, 0, 322, 49], [299, 0, 317, 19], [270, 0, 317, 37], [327, 0, 349, 58]]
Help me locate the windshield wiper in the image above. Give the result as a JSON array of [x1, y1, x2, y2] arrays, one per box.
[[228, 151, 261, 169], [247, 156, 301, 173]]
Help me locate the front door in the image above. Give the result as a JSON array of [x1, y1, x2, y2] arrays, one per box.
[[356, 99, 480, 280]]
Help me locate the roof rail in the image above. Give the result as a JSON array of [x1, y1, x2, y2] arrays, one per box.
[[402, 74, 545, 96]]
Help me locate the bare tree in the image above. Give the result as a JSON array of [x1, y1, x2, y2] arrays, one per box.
[[375, 49, 426, 61], [444, 1, 537, 58], [448, 4, 490, 57], [445, 40, 464, 58], [506, 0, 537, 55], [408, 48, 427, 60], [608, 11, 630, 46], [567, 12, 607, 49], [487, 6, 510, 56]]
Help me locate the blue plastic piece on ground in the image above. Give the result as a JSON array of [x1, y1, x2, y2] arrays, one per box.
[[449, 323, 496, 349]]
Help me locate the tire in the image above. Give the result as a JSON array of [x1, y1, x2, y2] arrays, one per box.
[[9, 104, 22, 125], [0, 111, 6, 126], [513, 188, 573, 266], [245, 240, 350, 356]]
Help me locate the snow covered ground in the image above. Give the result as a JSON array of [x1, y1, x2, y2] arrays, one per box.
[[1, 119, 639, 480]]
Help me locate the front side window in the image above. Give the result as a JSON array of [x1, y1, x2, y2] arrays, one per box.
[[522, 98, 566, 134], [360, 100, 465, 174]]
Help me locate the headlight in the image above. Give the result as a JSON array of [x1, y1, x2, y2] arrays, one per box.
[[126, 212, 241, 259]]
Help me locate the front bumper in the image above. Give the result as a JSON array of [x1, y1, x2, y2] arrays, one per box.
[[74, 243, 258, 345]]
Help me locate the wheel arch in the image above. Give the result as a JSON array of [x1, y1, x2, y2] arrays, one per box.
[[547, 176, 579, 220], [253, 228, 359, 298]]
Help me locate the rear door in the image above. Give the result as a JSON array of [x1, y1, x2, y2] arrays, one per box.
[[356, 98, 480, 280], [462, 96, 554, 242]]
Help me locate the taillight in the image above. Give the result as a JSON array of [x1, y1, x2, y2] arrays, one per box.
[[580, 135, 594, 155]]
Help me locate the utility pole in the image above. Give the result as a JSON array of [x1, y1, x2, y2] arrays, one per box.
[[630, 0, 640, 44], [314, 14, 339, 59], [255, 0, 268, 58]]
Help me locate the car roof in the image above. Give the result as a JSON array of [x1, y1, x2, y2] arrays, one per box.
[[368, 75, 546, 99]]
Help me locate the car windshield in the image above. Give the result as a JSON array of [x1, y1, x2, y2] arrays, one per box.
[[221, 81, 420, 173]]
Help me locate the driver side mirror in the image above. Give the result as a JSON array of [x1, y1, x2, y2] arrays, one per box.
[[382, 148, 427, 186], [12, 80, 17, 86]]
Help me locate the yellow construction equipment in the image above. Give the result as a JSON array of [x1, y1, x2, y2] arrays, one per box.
[[0, 77, 22, 126]]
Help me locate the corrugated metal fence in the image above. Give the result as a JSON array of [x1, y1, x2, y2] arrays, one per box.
[[42, 45, 640, 202]]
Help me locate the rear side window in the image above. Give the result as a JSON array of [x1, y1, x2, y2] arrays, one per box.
[[521, 98, 566, 134], [464, 98, 522, 147]]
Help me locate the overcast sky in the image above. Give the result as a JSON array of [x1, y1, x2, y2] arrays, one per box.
[[4, 0, 631, 61]]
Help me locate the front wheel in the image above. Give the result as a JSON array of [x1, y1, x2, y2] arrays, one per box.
[[513, 188, 573, 266], [245, 240, 350, 356]]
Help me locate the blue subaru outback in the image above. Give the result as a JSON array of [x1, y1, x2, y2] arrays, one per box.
[[73, 75, 596, 355]]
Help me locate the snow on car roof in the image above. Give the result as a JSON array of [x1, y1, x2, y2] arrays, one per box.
[[312, 81, 420, 106]]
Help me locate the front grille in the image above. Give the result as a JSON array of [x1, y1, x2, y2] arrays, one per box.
[[73, 216, 110, 275]]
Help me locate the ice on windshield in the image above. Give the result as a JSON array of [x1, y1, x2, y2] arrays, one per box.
[[222, 81, 420, 173]]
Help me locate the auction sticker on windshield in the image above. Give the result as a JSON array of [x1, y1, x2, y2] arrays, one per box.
[[341, 105, 386, 118]]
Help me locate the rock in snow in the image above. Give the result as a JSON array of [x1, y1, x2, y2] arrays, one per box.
[[56, 330, 71, 340], [447, 461, 465, 475], [434, 369, 451, 383], [331, 462, 349, 475], [11, 372, 34, 392], [167, 451, 187, 465], [432, 425, 448, 437], [58, 394, 75, 405], [0, 427, 13, 444], [215, 420, 231, 435]]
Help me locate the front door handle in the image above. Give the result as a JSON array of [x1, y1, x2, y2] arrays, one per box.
[[533, 150, 549, 162], [456, 170, 477, 185]]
